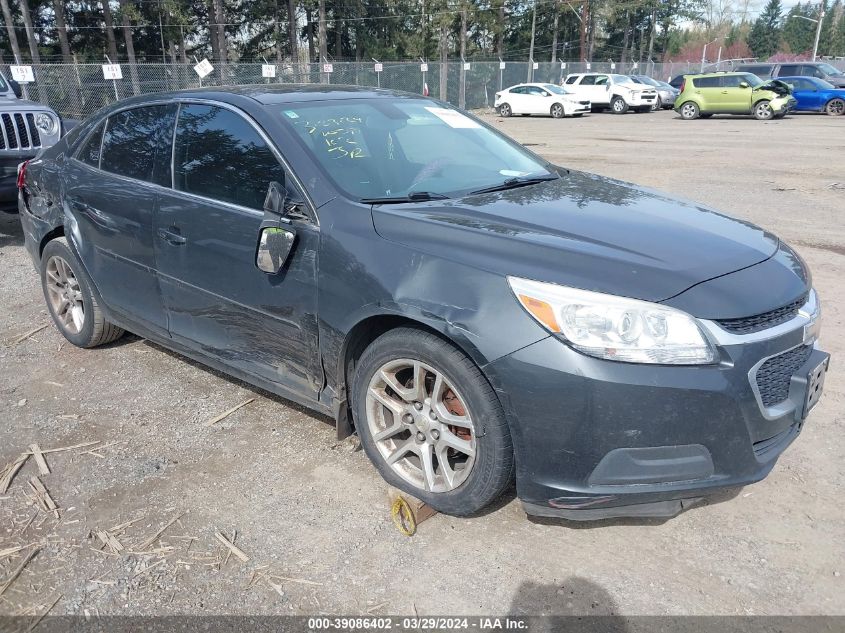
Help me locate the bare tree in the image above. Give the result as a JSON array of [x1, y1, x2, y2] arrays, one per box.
[[0, 0, 23, 63], [459, 4, 467, 107], [19, 0, 41, 64], [117, 0, 140, 94], [287, 0, 298, 61], [551, 0, 559, 62], [52, 0, 72, 61], [101, 1, 120, 61], [207, 0, 221, 62]]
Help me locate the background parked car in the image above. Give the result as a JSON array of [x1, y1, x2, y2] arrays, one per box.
[[675, 72, 796, 120], [563, 73, 657, 114], [779, 76, 845, 116], [668, 74, 687, 90], [0, 70, 63, 210], [494, 83, 590, 118], [628, 75, 678, 109], [735, 61, 845, 88]]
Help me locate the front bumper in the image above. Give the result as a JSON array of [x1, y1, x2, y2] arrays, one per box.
[[485, 299, 828, 521], [773, 96, 798, 114], [629, 92, 657, 108]]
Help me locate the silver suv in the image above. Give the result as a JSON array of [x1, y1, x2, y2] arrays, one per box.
[[0, 71, 62, 209]]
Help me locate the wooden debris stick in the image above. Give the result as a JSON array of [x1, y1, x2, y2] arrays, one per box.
[[29, 444, 50, 476], [137, 512, 185, 551], [80, 442, 122, 458], [26, 593, 61, 633], [0, 547, 39, 598], [0, 544, 37, 560], [267, 574, 323, 587], [131, 558, 166, 580], [108, 517, 145, 534], [204, 398, 255, 426], [11, 324, 49, 345], [214, 531, 249, 562], [28, 477, 59, 519], [0, 453, 29, 493], [95, 529, 124, 554], [26, 441, 100, 455]]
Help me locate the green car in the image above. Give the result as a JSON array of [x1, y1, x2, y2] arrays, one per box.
[[674, 72, 797, 121]]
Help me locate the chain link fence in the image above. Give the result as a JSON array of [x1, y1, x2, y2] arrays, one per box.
[[4, 59, 845, 121]]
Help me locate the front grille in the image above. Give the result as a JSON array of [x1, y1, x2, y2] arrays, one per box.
[[756, 345, 813, 407], [579, 100, 590, 105], [716, 293, 807, 335], [0, 112, 42, 151]]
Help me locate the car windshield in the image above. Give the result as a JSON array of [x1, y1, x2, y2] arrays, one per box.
[[277, 99, 553, 201], [610, 74, 632, 83], [542, 84, 568, 95], [635, 76, 660, 87], [816, 63, 844, 77]]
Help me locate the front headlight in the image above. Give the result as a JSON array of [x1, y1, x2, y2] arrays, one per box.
[[34, 112, 58, 136], [508, 277, 716, 365]]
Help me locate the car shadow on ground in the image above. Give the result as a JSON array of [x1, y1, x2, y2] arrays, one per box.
[[509, 576, 628, 629], [525, 487, 743, 529], [0, 210, 24, 248]]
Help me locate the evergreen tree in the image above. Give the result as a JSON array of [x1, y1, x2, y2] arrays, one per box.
[[748, 0, 784, 59]]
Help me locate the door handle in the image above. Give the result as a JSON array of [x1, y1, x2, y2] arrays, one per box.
[[158, 227, 186, 245]]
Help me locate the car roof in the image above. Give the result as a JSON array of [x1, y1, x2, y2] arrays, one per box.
[[688, 71, 750, 78], [104, 84, 421, 109]]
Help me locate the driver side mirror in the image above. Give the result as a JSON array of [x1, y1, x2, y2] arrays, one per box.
[[256, 180, 296, 274], [739, 81, 749, 88], [8, 79, 22, 98]]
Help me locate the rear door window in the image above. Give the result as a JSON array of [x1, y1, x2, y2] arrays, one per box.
[[564, 76, 578, 85], [692, 76, 720, 88], [579, 75, 597, 86], [100, 105, 177, 186], [77, 120, 106, 168], [779, 64, 803, 76], [173, 103, 285, 210]]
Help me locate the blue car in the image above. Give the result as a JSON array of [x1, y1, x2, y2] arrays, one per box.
[[779, 76, 845, 115]]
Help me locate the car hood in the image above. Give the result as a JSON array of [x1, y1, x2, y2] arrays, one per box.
[[371, 170, 779, 304], [756, 79, 792, 96], [0, 95, 56, 113]]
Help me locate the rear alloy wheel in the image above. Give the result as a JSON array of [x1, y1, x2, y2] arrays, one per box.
[[41, 237, 124, 348], [753, 100, 774, 120], [610, 96, 629, 114], [550, 103, 565, 119], [353, 328, 513, 516], [825, 98, 845, 116], [498, 103, 512, 117], [679, 101, 700, 120]]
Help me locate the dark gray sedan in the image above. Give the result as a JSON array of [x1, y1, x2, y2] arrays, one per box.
[[17, 86, 828, 520]]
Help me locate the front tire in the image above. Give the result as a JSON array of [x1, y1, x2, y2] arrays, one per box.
[[652, 97, 662, 111], [550, 103, 565, 119], [498, 103, 512, 117], [825, 98, 845, 116], [753, 100, 774, 120], [679, 101, 700, 120], [610, 96, 629, 114], [41, 237, 124, 348], [352, 327, 514, 516]]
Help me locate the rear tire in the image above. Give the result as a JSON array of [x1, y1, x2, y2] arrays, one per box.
[[498, 103, 512, 117], [610, 96, 629, 114], [352, 327, 514, 516], [679, 101, 700, 120], [40, 237, 124, 349], [825, 98, 845, 116]]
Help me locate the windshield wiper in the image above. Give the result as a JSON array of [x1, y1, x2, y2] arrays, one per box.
[[470, 174, 559, 195], [360, 191, 450, 204]]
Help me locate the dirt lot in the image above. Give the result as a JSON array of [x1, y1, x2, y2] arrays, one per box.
[[1, 108, 843, 620]]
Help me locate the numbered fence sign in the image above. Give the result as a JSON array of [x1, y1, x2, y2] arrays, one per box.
[[585, 63, 592, 70], [262, 64, 276, 78], [532, 62, 539, 70], [194, 58, 214, 78], [374, 62, 383, 73], [101, 64, 123, 80], [323, 63, 334, 74], [420, 63, 428, 72], [610, 63, 616, 70], [560, 62, 567, 69], [10, 65, 34, 83], [464, 62, 471, 71], [499, 61, 506, 70]]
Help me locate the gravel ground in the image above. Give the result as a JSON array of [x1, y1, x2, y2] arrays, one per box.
[[0, 108, 843, 619]]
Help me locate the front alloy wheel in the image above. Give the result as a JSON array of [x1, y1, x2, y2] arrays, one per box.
[[353, 327, 514, 516], [365, 359, 476, 493], [550, 103, 564, 119], [754, 101, 774, 120], [611, 96, 628, 114]]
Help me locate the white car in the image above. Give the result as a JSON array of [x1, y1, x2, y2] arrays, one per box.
[[563, 73, 658, 114], [494, 83, 591, 118]]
